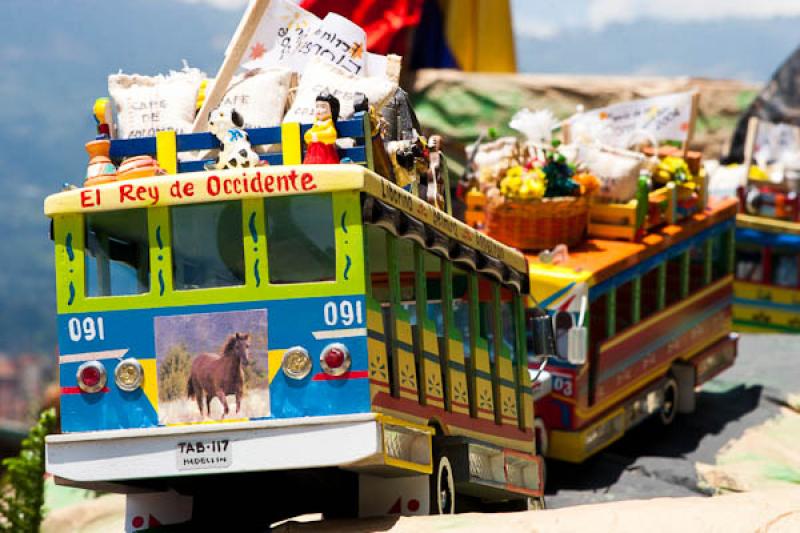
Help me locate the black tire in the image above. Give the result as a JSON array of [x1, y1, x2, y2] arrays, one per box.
[[659, 377, 679, 426], [429, 453, 456, 515], [528, 496, 547, 510]]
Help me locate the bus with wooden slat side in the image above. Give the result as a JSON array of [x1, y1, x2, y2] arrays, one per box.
[[44, 112, 543, 526], [525, 197, 739, 463]]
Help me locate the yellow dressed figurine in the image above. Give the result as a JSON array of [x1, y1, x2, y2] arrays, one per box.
[[303, 91, 340, 164]]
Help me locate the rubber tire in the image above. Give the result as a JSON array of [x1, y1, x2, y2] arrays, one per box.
[[429, 454, 456, 515], [528, 496, 547, 510], [659, 377, 679, 426]]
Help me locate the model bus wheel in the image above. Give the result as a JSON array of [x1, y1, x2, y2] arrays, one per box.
[[659, 377, 679, 426], [528, 496, 547, 510], [430, 454, 456, 515]]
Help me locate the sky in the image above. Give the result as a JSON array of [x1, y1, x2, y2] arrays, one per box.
[[177, 0, 800, 40], [511, 0, 800, 38]]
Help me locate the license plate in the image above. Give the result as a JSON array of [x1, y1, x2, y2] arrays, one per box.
[[176, 439, 232, 471]]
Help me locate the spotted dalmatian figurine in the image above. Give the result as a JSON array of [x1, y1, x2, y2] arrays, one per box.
[[205, 107, 262, 170]]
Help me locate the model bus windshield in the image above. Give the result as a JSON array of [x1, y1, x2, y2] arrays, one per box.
[[85, 209, 149, 297], [265, 194, 336, 284], [172, 201, 245, 290]]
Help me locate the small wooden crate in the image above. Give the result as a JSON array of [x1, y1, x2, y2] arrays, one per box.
[[588, 182, 679, 241], [587, 148, 707, 241]]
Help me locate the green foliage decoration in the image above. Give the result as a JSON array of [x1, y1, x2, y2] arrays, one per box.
[[158, 344, 192, 402], [0, 408, 57, 533]]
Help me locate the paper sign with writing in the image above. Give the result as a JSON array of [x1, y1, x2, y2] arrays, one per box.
[[240, 0, 320, 70], [290, 12, 368, 76], [753, 120, 800, 166], [570, 91, 696, 147]]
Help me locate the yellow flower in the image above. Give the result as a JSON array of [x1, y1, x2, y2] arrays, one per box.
[[506, 166, 523, 180]]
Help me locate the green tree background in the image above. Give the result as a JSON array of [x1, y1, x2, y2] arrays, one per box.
[[158, 344, 192, 402]]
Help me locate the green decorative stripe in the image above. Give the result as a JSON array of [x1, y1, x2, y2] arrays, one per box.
[[65, 232, 74, 261], [733, 319, 800, 333], [248, 212, 258, 243], [344, 255, 352, 280]]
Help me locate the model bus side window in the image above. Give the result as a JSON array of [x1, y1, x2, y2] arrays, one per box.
[[479, 278, 497, 361], [171, 201, 245, 290], [689, 240, 709, 292], [615, 280, 633, 332], [452, 268, 471, 361], [640, 267, 660, 320], [589, 294, 607, 348], [770, 247, 798, 287], [500, 288, 519, 360], [264, 194, 336, 284], [85, 209, 150, 297], [735, 243, 763, 283], [665, 253, 683, 306]]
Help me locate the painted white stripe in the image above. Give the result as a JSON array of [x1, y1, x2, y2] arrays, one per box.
[[312, 328, 367, 340], [59, 349, 129, 364]]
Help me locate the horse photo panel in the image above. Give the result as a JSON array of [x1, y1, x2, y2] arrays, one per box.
[[154, 308, 269, 424]]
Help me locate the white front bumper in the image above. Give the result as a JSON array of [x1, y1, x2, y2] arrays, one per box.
[[47, 413, 387, 483]]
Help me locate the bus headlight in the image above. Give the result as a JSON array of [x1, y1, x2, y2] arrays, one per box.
[[320, 343, 351, 376], [114, 358, 143, 391], [282, 346, 312, 380], [77, 361, 107, 393]]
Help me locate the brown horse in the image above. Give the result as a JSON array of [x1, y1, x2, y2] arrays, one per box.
[[187, 332, 252, 419]]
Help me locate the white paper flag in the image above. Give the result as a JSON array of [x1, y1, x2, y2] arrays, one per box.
[[240, 0, 320, 70], [570, 91, 696, 147]]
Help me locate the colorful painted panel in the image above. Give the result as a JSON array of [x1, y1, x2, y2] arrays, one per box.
[[154, 309, 269, 424], [58, 295, 370, 432], [733, 281, 800, 333], [593, 280, 732, 406]]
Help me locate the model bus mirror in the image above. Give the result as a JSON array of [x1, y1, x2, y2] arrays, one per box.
[[565, 294, 588, 365], [528, 309, 557, 357], [567, 326, 588, 366]]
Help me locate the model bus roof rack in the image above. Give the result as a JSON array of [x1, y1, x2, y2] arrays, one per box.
[[362, 195, 523, 291], [106, 112, 372, 171]]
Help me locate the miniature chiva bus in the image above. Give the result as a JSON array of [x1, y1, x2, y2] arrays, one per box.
[[526, 197, 739, 462], [732, 213, 800, 333], [44, 114, 543, 529]]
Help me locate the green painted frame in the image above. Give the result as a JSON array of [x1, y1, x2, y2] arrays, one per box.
[[53, 191, 366, 315]]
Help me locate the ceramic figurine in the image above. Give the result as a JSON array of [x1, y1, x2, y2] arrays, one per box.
[[425, 135, 448, 210], [206, 107, 262, 170], [117, 155, 165, 180], [83, 139, 117, 186], [303, 92, 340, 165]]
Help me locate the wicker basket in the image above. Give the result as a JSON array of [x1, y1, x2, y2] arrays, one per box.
[[486, 196, 588, 251]]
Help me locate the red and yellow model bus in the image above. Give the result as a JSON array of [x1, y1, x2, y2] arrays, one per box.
[[526, 198, 738, 462]]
